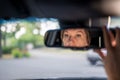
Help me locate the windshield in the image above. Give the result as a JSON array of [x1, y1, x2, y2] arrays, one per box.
[[0, 17, 119, 80]]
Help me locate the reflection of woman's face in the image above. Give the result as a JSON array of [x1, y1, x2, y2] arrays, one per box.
[[62, 29, 89, 47]]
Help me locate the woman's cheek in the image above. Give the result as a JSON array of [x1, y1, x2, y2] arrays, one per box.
[[63, 39, 69, 46]]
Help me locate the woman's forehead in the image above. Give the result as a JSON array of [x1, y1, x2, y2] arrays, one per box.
[[64, 29, 85, 32]]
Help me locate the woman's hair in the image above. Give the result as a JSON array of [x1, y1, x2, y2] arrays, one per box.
[[61, 28, 91, 45], [84, 29, 91, 45]]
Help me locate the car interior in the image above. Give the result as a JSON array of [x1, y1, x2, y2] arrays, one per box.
[[0, 0, 120, 80]]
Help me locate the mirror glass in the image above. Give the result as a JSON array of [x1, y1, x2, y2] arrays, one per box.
[[44, 27, 105, 49]]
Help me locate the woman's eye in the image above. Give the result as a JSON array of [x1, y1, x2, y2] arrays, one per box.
[[64, 34, 69, 38], [76, 34, 81, 38]]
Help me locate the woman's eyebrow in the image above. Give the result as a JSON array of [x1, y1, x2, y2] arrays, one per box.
[[77, 31, 83, 33], [64, 31, 68, 33]]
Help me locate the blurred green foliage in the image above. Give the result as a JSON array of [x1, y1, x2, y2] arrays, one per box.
[[2, 20, 44, 55], [2, 46, 15, 54], [11, 48, 30, 58], [23, 52, 30, 58], [11, 48, 23, 58], [0, 18, 59, 58]]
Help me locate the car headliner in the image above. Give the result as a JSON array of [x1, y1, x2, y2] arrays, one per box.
[[0, 0, 119, 21]]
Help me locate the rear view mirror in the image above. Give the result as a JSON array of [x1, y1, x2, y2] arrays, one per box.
[[44, 27, 107, 50]]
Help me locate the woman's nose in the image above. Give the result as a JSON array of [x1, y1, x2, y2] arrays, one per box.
[[69, 36, 74, 41]]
